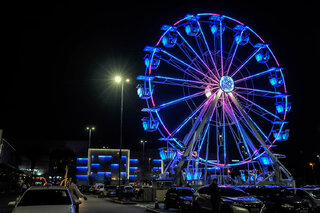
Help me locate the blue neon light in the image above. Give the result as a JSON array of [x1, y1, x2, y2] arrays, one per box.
[[260, 157, 271, 165], [142, 117, 159, 132], [130, 159, 139, 162], [91, 164, 100, 167], [129, 167, 138, 171], [111, 164, 119, 167], [98, 155, 112, 159], [76, 166, 88, 170], [76, 175, 87, 180], [234, 33, 249, 46], [77, 158, 88, 162]]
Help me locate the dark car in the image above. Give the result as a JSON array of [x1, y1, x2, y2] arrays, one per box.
[[244, 185, 311, 213], [103, 185, 117, 197], [287, 188, 320, 213], [164, 187, 195, 212], [193, 185, 265, 213]]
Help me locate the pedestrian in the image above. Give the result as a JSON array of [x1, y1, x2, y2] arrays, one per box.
[[20, 181, 27, 195], [209, 179, 221, 213], [69, 177, 87, 213]]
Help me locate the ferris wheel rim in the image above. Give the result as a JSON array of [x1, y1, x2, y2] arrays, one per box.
[[142, 12, 289, 167]]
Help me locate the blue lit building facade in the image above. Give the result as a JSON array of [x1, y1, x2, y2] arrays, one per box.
[[76, 148, 163, 185]]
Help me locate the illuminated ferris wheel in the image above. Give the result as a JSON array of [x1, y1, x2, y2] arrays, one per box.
[[137, 13, 293, 186]]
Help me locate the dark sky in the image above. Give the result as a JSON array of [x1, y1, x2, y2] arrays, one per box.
[[2, 0, 319, 172]]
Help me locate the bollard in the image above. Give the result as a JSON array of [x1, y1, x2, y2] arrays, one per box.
[[154, 199, 159, 209]]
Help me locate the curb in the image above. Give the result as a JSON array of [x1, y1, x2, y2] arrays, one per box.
[[145, 207, 164, 213]]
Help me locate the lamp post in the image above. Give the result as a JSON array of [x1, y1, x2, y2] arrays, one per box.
[[115, 76, 130, 187], [86, 126, 95, 185], [140, 140, 147, 159]]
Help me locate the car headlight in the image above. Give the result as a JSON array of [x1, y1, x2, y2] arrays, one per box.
[[183, 200, 191, 205], [281, 203, 294, 209]]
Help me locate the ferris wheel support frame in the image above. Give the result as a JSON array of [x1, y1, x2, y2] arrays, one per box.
[[175, 90, 222, 186], [229, 93, 293, 185]]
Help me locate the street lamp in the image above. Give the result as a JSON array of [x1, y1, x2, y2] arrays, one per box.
[[140, 140, 147, 159], [114, 75, 130, 187], [86, 126, 95, 185], [86, 126, 95, 149]]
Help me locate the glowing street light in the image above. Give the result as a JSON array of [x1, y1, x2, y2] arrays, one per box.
[[114, 75, 130, 187]]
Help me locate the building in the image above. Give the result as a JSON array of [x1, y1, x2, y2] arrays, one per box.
[[75, 148, 163, 185]]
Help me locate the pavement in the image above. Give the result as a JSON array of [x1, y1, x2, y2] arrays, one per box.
[[0, 193, 181, 213]]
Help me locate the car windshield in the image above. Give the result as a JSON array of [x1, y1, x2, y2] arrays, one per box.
[[18, 189, 72, 206], [177, 189, 194, 196], [220, 188, 247, 197], [306, 190, 320, 199]]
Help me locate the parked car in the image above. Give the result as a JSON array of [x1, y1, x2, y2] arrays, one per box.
[[164, 187, 195, 212], [244, 185, 311, 213], [103, 185, 117, 197], [117, 185, 134, 198], [193, 185, 265, 213], [8, 186, 78, 213], [94, 183, 104, 194], [287, 188, 320, 212]]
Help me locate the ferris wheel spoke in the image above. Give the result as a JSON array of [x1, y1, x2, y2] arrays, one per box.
[[224, 28, 246, 76], [234, 67, 282, 84], [234, 92, 282, 121], [196, 20, 220, 78], [235, 87, 282, 98], [157, 90, 206, 110], [224, 98, 256, 161], [161, 49, 216, 83], [151, 75, 208, 89], [228, 93, 279, 166], [219, 19, 224, 76], [170, 98, 208, 136], [230, 47, 262, 78], [174, 30, 217, 81]]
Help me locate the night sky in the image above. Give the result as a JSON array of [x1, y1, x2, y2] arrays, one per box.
[[2, 1, 319, 176]]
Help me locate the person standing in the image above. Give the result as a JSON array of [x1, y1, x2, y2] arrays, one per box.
[[209, 179, 221, 213], [69, 177, 87, 213]]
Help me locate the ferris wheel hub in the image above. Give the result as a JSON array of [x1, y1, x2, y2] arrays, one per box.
[[219, 76, 234, 93]]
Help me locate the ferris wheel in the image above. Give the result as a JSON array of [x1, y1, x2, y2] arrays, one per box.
[[137, 13, 293, 186]]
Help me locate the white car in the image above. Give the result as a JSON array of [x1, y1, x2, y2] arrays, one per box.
[[8, 186, 80, 213]]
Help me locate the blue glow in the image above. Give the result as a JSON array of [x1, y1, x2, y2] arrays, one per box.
[[234, 33, 249, 45], [159, 148, 177, 161], [269, 76, 283, 87], [260, 157, 271, 165], [111, 164, 119, 167], [153, 159, 161, 162], [129, 167, 138, 171], [255, 49, 270, 63], [219, 76, 234, 92], [98, 155, 112, 159], [136, 84, 153, 99], [76, 175, 87, 180], [153, 167, 161, 171], [76, 166, 88, 170], [76, 158, 88, 162], [144, 54, 160, 69], [91, 164, 100, 167], [273, 129, 290, 141], [210, 22, 225, 35], [185, 22, 200, 36], [162, 33, 178, 48], [130, 159, 139, 162], [142, 117, 160, 132], [276, 102, 291, 114]]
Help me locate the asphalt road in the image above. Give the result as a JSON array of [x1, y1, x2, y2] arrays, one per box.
[[79, 195, 146, 213]]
